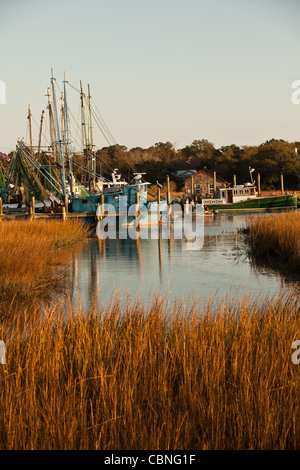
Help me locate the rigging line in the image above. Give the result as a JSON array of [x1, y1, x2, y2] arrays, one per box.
[[53, 77, 62, 96], [66, 81, 81, 94], [79, 91, 116, 146], [66, 79, 150, 187], [66, 92, 131, 179], [94, 153, 117, 174], [90, 108, 113, 144], [88, 102, 141, 176], [64, 83, 135, 174], [91, 110, 115, 147], [31, 112, 51, 148], [68, 104, 82, 135], [19, 145, 61, 193], [67, 108, 85, 150], [72, 160, 110, 181], [90, 96, 117, 144]]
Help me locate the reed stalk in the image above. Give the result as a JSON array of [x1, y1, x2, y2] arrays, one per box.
[[247, 212, 300, 272], [0, 219, 89, 302], [0, 290, 299, 450]]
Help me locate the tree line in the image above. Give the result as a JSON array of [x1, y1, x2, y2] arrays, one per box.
[[95, 138, 300, 190], [2, 138, 299, 192]]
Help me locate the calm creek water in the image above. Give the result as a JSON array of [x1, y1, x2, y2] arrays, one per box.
[[66, 213, 298, 309]]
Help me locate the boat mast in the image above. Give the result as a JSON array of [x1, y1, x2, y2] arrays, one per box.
[[46, 87, 57, 163], [80, 80, 90, 185], [80, 80, 89, 151], [60, 92, 65, 157], [63, 73, 74, 195], [51, 68, 66, 197], [88, 83, 95, 183], [37, 109, 45, 160]]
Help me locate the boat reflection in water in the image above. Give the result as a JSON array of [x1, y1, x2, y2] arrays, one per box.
[[68, 214, 297, 310]]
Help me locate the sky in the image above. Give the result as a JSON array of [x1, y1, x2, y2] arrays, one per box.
[[0, 0, 300, 154]]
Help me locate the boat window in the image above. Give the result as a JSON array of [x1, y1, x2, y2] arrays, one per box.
[[244, 189, 249, 194], [82, 199, 88, 204], [233, 190, 238, 196], [239, 189, 244, 195]]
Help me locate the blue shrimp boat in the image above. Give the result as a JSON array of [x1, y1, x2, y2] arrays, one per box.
[[71, 170, 169, 226]]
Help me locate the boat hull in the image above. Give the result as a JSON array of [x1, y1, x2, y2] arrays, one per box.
[[204, 194, 297, 212], [71, 186, 169, 226]]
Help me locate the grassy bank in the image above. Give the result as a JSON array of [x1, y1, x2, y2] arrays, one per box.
[[0, 219, 89, 302], [0, 291, 299, 450], [247, 211, 300, 273]]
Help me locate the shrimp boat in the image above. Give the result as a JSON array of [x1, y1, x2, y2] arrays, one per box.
[[2, 70, 168, 224]]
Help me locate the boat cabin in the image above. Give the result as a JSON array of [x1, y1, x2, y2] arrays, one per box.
[[202, 184, 257, 205]]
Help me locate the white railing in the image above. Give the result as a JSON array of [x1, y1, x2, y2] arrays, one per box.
[[202, 199, 224, 205]]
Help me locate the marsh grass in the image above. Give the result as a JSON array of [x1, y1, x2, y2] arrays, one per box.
[[0, 219, 90, 302], [248, 212, 300, 273], [0, 291, 299, 450]]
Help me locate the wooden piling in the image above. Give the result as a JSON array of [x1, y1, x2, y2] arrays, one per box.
[[29, 196, 35, 220], [135, 191, 140, 217], [62, 207, 66, 221], [257, 173, 261, 197], [233, 174, 236, 186], [157, 182, 161, 225], [281, 173, 284, 195], [213, 171, 217, 197], [191, 175, 194, 202], [96, 204, 101, 222], [167, 175, 170, 206], [135, 191, 140, 231], [64, 194, 69, 214]]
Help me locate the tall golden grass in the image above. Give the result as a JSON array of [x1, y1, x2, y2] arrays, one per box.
[[248, 211, 300, 272], [0, 219, 89, 302], [0, 291, 299, 450]]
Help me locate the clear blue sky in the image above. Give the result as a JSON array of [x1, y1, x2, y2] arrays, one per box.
[[0, 0, 300, 153]]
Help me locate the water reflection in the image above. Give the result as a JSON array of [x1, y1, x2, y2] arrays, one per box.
[[68, 214, 297, 308]]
